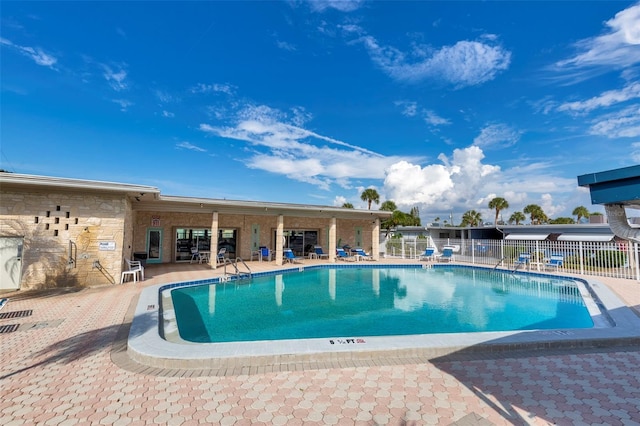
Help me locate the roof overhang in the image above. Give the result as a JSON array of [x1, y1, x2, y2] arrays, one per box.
[[0, 172, 160, 200], [0, 173, 393, 220], [557, 234, 614, 242], [504, 233, 549, 240], [136, 195, 392, 219]]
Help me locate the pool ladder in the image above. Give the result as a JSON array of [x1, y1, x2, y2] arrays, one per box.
[[222, 258, 252, 281], [492, 256, 507, 271]]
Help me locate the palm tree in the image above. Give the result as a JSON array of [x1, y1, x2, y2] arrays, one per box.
[[460, 210, 482, 227], [488, 197, 509, 225], [523, 204, 548, 225], [509, 211, 526, 225], [380, 200, 397, 211], [342, 202, 354, 209], [572, 206, 590, 224], [360, 188, 380, 210]]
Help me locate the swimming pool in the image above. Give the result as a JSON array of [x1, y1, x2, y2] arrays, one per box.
[[127, 263, 640, 370], [168, 266, 595, 344]]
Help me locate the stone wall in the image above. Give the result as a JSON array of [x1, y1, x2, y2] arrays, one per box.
[[0, 188, 129, 289]]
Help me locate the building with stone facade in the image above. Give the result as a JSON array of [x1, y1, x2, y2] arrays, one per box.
[[0, 173, 391, 291]]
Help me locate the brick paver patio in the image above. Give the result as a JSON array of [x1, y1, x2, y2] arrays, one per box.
[[1, 261, 639, 425]]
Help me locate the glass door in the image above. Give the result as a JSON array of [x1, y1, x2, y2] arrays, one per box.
[[147, 228, 163, 264]]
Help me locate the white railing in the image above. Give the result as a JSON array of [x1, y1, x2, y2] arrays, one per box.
[[385, 237, 640, 281]]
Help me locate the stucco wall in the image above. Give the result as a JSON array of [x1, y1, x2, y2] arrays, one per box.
[[0, 188, 129, 289]]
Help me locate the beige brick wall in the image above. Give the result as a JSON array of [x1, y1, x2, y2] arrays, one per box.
[[0, 189, 129, 289], [132, 212, 375, 261]]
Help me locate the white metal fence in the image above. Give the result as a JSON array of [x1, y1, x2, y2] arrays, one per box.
[[384, 237, 640, 281]]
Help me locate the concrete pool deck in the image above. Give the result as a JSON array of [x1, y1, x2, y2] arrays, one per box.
[[2, 259, 640, 425]]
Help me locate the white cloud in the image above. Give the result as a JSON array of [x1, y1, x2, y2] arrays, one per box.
[[162, 110, 175, 118], [473, 123, 521, 149], [383, 145, 500, 210], [424, 110, 450, 126], [558, 82, 640, 113], [333, 195, 348, 207], [191, 83, 236, 95], [176, 141, 206, 152], [199, 103, 420, 190], [276, 40, 297, 51], [112, 99, 132, 112], [553, 2, 640, 78], [307, 0, 365, 12], [358, 35, 511, 88], [395, 100, 418, 117], [0, 37, 57, 69], [102, 65, 128, 91], [588, 105, 640, 138]]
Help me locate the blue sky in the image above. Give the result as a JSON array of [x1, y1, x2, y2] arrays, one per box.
[[2, 1, 639, 224]]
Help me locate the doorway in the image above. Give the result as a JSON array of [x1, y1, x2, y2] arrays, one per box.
[[0, 237, 23, 290], [146, 228, 163, 264]]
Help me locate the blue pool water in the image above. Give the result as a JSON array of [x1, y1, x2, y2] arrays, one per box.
[[170, 267, 594, 343]]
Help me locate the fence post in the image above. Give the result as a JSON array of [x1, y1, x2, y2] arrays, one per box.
[[471, 239, 475, 265], [579, 241, 584, 276], [635, 242, 640, 282]]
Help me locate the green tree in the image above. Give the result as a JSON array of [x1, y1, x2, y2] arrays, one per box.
[[523, 204, 548, 225], [572, 206, 590, 224], [508, 211, 526, 225], [360, 188, 380, 210], [410, 206, 419, 218], [342, 202, 354, 209], [488, 197, 509, 225], [380, 200, 397, 211], [549, 217, 575, 224], [460, 210, 482, 227]]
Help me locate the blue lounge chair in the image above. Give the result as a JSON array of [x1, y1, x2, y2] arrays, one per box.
[[420, 247, 436, 261], [514, 253, 530, 270], [544, 254, 563, 271], [313, 246, 330, 259], [436, 247, 454, 263], [284, 248, 302, 264], [352, 247, 373, 261], [336, 248, 355, 261]]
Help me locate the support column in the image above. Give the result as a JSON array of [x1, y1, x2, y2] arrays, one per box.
[[276, 215, 284, 266], [329, 217, 337, 263], [372, 218, 380, 260], [210, 212, 219, 268]]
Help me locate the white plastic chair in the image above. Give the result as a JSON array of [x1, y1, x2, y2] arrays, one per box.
[[121, 259, 144, 283]]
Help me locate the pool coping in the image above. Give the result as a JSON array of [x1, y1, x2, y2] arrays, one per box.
[[127, 264, 640, 371]]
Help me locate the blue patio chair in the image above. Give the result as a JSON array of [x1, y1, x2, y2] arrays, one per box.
[[284, 248, 302, 264], [436, 247, 454, 263], [336, 248, 355, 261], [420, 247, 436, 261], [544, 254, 563, 271], [313, 246, 330, 259], [352, 247, 373, 261], [514, 253, 530, 270], [260, 246, 271, 261]]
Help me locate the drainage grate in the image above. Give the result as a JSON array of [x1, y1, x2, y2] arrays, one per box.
[[0, 310, 33, 320], [0, 324, 20, 334]]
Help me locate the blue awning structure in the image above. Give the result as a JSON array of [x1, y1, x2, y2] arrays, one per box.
[[578, 165, 640, 243]]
